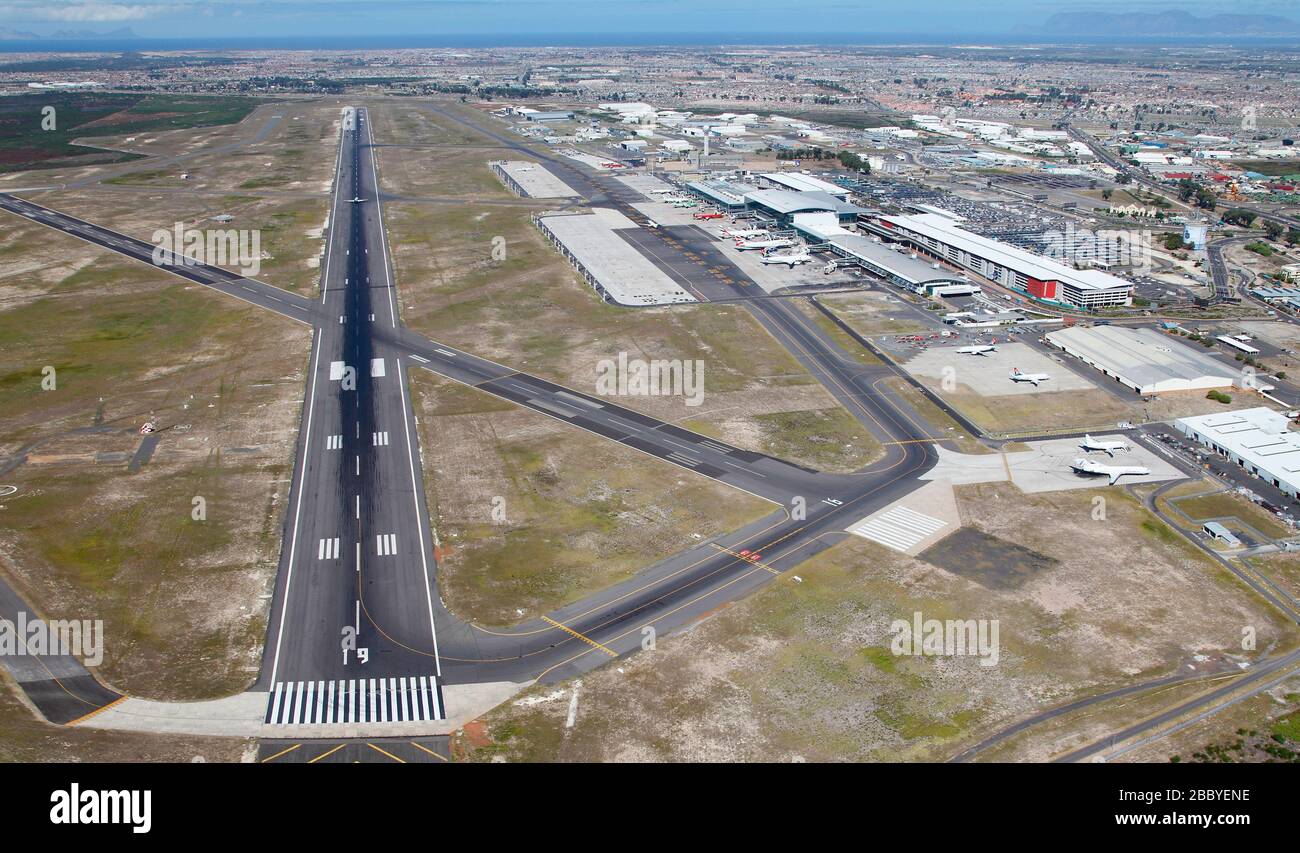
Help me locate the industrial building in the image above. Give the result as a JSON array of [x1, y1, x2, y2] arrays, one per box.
[[1250, 286, 1300, 312], [522, 110, 574, 122], [871, 212, 1134, 309], [535, 209, 696, 307], [1176, 408, 1300, 499], [1045, 325, 1237, 395], [490, 161, 578, 199]]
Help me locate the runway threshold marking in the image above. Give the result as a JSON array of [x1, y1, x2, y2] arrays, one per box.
[[709, 543, 780, 575], [541, 616, 618, 657]]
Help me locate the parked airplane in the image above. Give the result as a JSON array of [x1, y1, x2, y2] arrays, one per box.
[[1070, 457, 1149, 485], [956, 345, 995, 356], [759, 250, 813, 267], [1080, 434, 1130, 456], [1008, 367, 1050, 386], [724, 227, 770, 239], [735, 238, 795, 251]]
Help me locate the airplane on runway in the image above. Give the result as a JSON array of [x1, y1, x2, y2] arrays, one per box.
[[759, 249, 813, 267], [1008, 367, 1050, 386], [1070, 457, 1149, 485], [956, 344, 996, 355], [1080, 434, 1131, 456], [735, 237, 795, 251], [349, 197, 366, 203]]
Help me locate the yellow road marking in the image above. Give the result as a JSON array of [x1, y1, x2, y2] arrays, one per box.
[[541, 616, 618, 657], [709, 543, 780, 575], [366, 742, 406, 763], [260, 744, 301, 763], [410, 741, 449, 761], [65, 695, 126, 727], [308, 743, 347, 763]]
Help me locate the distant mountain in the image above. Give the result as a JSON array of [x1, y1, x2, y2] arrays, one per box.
[[1040, 9, 1300, 37], [0, 26, 138, 40]]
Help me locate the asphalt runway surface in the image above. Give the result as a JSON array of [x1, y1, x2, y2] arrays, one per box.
[[0, 103, 944, 733]]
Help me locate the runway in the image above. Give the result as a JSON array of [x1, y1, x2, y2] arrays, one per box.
[[0, 103, 943, 736]]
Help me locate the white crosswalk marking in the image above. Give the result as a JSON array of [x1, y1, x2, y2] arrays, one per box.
[[847, 506, 947, 553], [317, 537, 340, 560], [326, 434, 343, 450], [372, 431, 389, 446], [264, 676, 445, 724], [376, 533, 397, 556]]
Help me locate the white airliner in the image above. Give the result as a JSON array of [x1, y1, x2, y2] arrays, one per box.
[[724, 227, 770, 239], [1008, 367, 1050, 386], [348, 197, 366, 203], [1080, 434, 1130, 456], [735, 238, 795, 251], [956, 345, 996, 356], [1070, 457, 1149, 485], [759, 250, 813, 267]]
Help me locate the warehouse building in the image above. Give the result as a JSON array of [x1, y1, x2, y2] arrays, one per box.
[[1176, 407, 1300, 498], [491, 161, 578, 199], [873, 212, 1134, 309], [535, 209, 697, 307], [1045, 325, 1237, 395]]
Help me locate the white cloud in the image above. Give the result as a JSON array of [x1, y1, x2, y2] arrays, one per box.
[[0, 2, 180, 23]]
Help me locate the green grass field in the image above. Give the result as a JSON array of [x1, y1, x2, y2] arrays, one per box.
[[0, 92, 263, 173]]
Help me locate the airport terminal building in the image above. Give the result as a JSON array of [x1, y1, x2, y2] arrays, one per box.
[[1045, 325, 1237, 395], [872, 212, 1134, 310], [1176, 407, 1300, 498]]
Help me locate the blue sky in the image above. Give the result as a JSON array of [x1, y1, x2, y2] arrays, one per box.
[[0, 1, 1294, 39]]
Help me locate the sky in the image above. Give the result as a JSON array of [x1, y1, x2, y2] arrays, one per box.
[[0, 0, 1295, 41]]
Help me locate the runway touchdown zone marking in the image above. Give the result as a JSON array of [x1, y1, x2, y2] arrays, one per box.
[[376, 533, 398, 556], [317, 537, 341, 560]]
